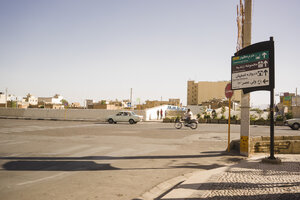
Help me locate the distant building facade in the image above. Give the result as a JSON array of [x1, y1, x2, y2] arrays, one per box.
[[24, 93, 38, 106], [0, 92, 6, 107], [187, 80, 241, 106], [136, 99, 181, 110], [38, 94, 64, 109]]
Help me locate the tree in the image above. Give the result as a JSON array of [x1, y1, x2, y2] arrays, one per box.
[[61, 99, 69, 107]]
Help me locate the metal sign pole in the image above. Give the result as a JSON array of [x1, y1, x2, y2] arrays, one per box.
[[228, 98, 231, 152], [270, 89, 275, 159]]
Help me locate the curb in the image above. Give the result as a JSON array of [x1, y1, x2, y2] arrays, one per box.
[[136, 172, 194, 200], [136, 157, 256, 200]]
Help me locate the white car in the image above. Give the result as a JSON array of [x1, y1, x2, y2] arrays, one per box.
[[285, 118, 300, 130], [107, 111, 143, 124]]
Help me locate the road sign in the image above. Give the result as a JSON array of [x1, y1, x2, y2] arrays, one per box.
[[231, 38, 274, 93], [232, 51, 270, 90], [231, 37, 276, 160], [225, 83, 234, 99]]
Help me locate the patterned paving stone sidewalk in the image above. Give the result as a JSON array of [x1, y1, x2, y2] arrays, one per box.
[[199, 155, 300, 200]]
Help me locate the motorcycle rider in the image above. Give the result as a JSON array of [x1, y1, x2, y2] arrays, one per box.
[[184, 109, 193, 124]]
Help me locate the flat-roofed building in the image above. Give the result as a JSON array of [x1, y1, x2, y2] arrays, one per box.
[[187, 80, 241, 105]]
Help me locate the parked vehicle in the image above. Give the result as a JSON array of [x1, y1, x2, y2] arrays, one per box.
[[174, 118, 198, 129], [285, 118, 300, 130], [107, 111, 143, 124]]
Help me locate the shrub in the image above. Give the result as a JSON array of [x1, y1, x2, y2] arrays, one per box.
[[204, 114, 211, 119], [276, 115, 283, 121], [250, 114, 257, 121], [285, 112, 293, 120], [230, 115, 237, 120]]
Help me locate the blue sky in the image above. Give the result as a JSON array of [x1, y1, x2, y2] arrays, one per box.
[[0, 0, 299, 107]]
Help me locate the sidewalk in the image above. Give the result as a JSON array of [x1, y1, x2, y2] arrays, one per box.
[[139, 154, 300, 200]]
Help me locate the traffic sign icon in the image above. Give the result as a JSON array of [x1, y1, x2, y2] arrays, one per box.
[[225, 83, 234, 99]]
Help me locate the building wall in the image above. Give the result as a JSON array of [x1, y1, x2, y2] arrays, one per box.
[[292, 106, 300, 118], [187, 80, 241, 105], [187, 81, 198, 105], [0, 94, 6, 104], [0, 108, 146, 122]]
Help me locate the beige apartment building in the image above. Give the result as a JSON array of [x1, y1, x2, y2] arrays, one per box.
[[187, 80, 241, 105]]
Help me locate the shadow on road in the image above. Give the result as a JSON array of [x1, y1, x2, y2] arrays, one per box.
[[3, 161, 119, 171], [0, 151, 240, 161], [1, 151, 242, 171], [153, 193, 300, 200]]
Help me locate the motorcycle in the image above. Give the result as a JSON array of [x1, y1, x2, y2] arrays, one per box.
[[174, 118, 198, 129]]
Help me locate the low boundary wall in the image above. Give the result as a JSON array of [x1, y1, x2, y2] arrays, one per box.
[[0, 108, 146, 122], [230, 136, 300, 154]]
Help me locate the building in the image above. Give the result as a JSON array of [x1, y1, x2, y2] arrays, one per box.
[[70, 102, 81, 108], [38, 94, 64, 109], [136, 99, 181, 110], [277, 92, 300, 116], [87, 99, 131, 110], [23, 93, 38, 106], [38, 94, 63, 105], [0, 92, 6, 107], [187, 80, 241, 105], [86, 99, 93, 109]]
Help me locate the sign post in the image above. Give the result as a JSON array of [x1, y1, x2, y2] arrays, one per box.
[[225, 83, 234, 152], [231, 37, 278, 161]]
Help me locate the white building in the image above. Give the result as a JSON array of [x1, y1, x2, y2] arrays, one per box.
[[24, 93, 38, 105], [0, 92, 6, 104], [38, 94, 63, 104]]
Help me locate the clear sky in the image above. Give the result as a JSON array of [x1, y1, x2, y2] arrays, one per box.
[[1, 0, 299, 107]]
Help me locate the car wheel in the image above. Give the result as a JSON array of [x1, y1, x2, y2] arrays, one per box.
[[129, 119, 135, 124], [291, 123, 300, 130], [108, 118, 114, 124]]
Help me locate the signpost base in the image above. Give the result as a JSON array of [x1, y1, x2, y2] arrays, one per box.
[[262, 157, 282, 164]]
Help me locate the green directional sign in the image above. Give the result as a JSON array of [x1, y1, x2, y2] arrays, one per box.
[[232, 51, 269, 66], [231, 50, 270, 90]]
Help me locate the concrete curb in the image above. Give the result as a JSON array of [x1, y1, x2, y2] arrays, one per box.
[[136, 172, 194, 200], [136, 166, 234, 200], [136, 156, 267, 200], [159, 166, 230, 199]]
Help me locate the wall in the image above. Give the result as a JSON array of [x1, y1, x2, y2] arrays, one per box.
[[197, 81, 242, 104], [292, 106, 300, 118], [144, 105, 169, 121], [0, 108, 146, 122], [187, 80, 198, 105], [187, 81, 242, 106], [250, 136, 300, 154], [230, 136, 300, 154]]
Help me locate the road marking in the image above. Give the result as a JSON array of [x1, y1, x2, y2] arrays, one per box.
[[1, 141, 29, 145], [0, 124, 102, 134], [17, 172, 67, 186]]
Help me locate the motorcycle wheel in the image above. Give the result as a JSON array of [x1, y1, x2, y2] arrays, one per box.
[[174, 122, 183, 129], [190, 122, 197, 129]]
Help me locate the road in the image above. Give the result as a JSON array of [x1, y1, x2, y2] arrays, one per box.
[[0, 119, 298, 200]]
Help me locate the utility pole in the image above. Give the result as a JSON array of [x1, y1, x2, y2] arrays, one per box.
[[296, 88, 298, 106], [240, 0, 252, 157], [130, 88, 132, 109], [5, 88, 8, 108]]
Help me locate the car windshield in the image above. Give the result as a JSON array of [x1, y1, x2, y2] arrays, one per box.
[[130, 112, 136, 115]]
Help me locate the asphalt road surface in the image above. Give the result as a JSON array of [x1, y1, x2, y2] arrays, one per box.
[[0, 119, 298, 200]]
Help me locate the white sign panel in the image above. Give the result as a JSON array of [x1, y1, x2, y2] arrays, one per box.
[[232, 68, 269, 89]]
